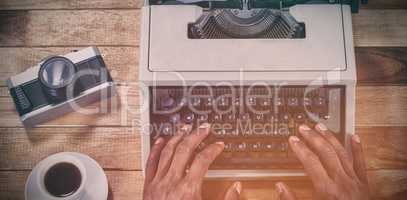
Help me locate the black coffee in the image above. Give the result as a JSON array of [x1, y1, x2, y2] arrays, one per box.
[[44, 162, 82, 197]]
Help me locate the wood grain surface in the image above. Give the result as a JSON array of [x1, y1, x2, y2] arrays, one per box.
[[0, 127, 140, 170], [1, 47, 407, 86], [356, 47, 407, 85], [0, 0, 407, 200], [0, 0, 142, 10], [353, 9, 407, 47], [0, 10, 406, 47], [361, 0, 407, 9], [0, 10, 139, 46]]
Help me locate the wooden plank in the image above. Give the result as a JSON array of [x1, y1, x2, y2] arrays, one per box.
[[0, 127, 140, 170], [0, 170, 405, 200], [0, 171, 143, 200], [1, 47, 407, 87], [358, 126, 407, 170], [0, 0, 141, 10], [0, 10, 139, 46], [361, 0, 407, 10], [0, 10, 406, 47], [353, 9, 407, 47], [0, 47, 138, 86], [356, 47, 407, 85], [356, 86, 407, 126], [0, 85, 140, 127], [367, 169, 407, 200]]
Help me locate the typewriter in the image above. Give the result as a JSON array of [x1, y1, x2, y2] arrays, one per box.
[[139, 0, 362, 177]]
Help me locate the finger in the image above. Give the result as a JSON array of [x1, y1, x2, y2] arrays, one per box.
[[298, 124, 349, 181], [144, 137, 166, 186], [275, 182, 297, 200], [167, 123, 211, 181], [186, 142, 225, 181], [288, 136, 332, 188], [315, 123, 358, 180], [351, 134, 368, 184], [224, 182, 242, 200], [155, 124, 191, 179]]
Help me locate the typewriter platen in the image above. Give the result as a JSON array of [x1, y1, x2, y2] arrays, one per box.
[[139, 0, 359, 177]]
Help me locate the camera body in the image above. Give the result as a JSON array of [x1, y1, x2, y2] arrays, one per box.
[[7, 47, 116, 127]]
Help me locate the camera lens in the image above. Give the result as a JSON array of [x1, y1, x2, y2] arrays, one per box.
[[39, 56, 76, 101]]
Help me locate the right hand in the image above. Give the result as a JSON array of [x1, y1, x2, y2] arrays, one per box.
[[275, 123, 370, 200]]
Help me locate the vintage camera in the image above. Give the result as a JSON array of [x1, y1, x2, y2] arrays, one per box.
[[6, 47, 116, 127]]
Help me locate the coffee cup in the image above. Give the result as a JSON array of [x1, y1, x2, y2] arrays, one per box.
[[39, 155, 87, 199], [25, 152, 108, 200]]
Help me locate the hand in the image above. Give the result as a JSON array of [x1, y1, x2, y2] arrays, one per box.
[[143, 123, 242, 200], [276, 123, 370, 200]]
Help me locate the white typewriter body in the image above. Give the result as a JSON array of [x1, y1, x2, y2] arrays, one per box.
[[139, 2, 356, 178]]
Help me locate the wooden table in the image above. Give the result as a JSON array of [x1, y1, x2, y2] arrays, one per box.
[[0, 1, 406, 199]]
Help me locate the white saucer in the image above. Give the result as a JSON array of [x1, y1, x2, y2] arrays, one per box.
[[25, 152, 108, 200]]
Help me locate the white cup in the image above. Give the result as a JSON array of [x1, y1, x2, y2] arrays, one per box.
[[26, 152, 110, 200], [36, 154, 87, 200]]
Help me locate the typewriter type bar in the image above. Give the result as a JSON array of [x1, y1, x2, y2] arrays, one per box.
[[188, 9, 306, 39], [149, 85, 345, 170]]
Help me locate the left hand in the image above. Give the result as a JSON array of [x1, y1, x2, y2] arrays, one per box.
[[143, 123, 241, 200]]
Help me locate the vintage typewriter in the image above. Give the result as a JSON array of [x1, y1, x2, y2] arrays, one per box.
[[139, 0, 363, 177]]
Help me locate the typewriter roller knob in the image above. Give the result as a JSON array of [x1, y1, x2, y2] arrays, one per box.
[[39, 56, 76, 102]]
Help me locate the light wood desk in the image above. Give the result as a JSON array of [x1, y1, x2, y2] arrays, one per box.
[[0, 0, 406, 199]]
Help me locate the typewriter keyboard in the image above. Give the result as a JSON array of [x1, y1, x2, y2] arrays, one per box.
[[149, 86, 345, 170]]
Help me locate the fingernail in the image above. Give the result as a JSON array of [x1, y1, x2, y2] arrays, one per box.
[[353, 135, 361, 143], [199, 123, 210, 129], [234, 182, 242, 194], [275, 182, 284, 194], [299, 124, 311, 132], [316, 123, 328, 131], [289, 136, 300, 143], [215, 141, 225, 148], [154, 137, 163, 145]]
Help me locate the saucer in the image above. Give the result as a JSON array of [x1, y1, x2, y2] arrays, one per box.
[[25, 152, 108, 200]]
